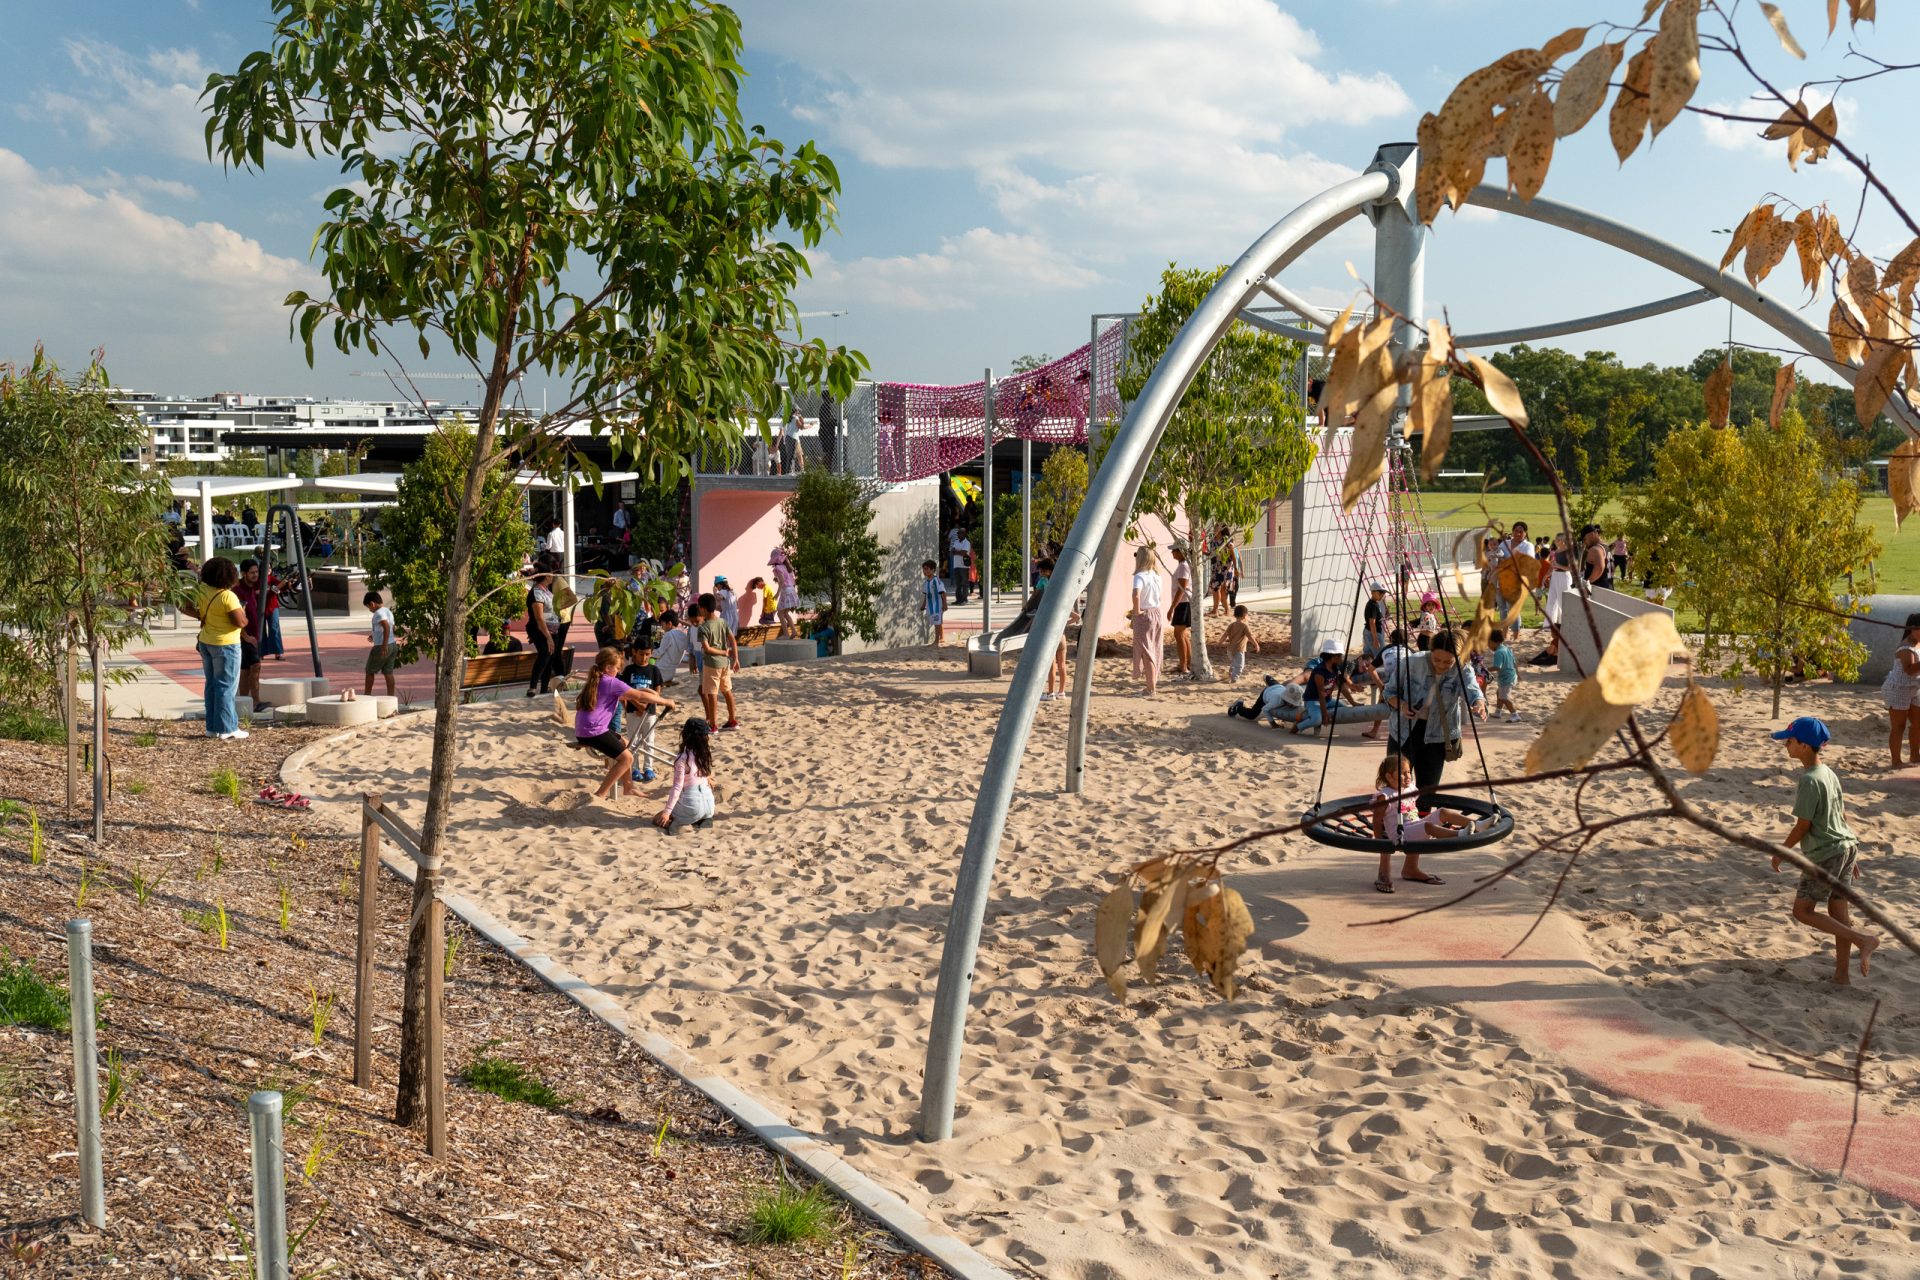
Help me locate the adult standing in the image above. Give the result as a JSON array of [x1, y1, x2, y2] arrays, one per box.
[[1362, 580, 1389, 661], [1581, 527, 1613, 592], [1383, 630, 1486, 839], [192, 558, 249, 740], [780, 407, 804, 476], [1609, 531, 1629, 583], [1168, 544, 1194, 678], [525, 571, 561, 697], [1534, 532, 1575, 666], [234, 559, 269, 710], [947, 525, 973, 608], [1209, 529, 1239, 617], [1129, 546, 1165, 697]]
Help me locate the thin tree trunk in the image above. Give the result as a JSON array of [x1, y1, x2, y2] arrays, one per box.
[[91, 639, 106, 843], [394, 305, 523, 1127], [1190, 519, 1213, 680]]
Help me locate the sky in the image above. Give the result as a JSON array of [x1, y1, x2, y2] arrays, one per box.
[[0, 0, 1911, 399]]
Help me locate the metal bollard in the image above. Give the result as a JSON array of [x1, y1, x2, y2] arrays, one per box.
[[65, 920, 105, 1228], [248, 1091, 288, 1280]]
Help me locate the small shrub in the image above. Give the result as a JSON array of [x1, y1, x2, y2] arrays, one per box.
[[0, 798, 22, 828], [131, 728, 158, 748], [0, 952, 72, 1030], [101, 1047, 135, 1117], [308, 986, 334, 1047], [198, 841, 227, 881], [128, 867, 165, 908], [75, 860, 107, 910], [0, 706, 65, 745], [741, 1175, 835, 1246], [279, 882, 295, 931], [459, 1055, 569, 1110], [208, 768, 242, 807], [184, 900, 230, 949], [122, 778, 148, 797]]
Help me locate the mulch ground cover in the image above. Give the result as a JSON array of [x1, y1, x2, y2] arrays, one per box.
[[0, 716, 946, 1278]]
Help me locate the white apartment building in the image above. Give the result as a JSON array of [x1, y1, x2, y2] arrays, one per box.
[[113, 391, 471, 462]]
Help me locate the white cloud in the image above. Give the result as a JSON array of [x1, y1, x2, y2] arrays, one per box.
[[1696, 91, 1857, 157], [0, 149, 318, 367], [740, 0, 1410, 255], [804, 228, 1104, 311], [33, 39, 213, 163]]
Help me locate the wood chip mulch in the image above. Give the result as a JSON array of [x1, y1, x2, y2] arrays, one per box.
[[0, 718, 948, 1278]]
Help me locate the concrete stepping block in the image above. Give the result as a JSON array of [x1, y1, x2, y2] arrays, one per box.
[[259, 676, 332, 711], [737, 646, 766, 668], [764, 639, 817, 664], [305, 694, 378, 727], [369, 695, 400, 718]]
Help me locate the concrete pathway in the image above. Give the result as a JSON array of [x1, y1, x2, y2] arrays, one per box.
[[1250, 730, 1920, 1205]]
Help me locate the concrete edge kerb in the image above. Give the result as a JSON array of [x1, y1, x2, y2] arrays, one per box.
[[281, 726, 1013, 1280]]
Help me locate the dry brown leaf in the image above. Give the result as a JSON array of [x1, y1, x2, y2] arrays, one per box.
[[1669, 683, 1720, 773], [1761, 101, 1806, 140], [1596, 611, 1683, 706], [1135, 875, 1189, 983], [1720, 203, 1767, 270], [1436, 51, 1550, 195], [1504, 87, 1555, 199], [1525, 676, 1635, 773], [1769, 361, 1797, 429], [1805, 102, 1837, 163], [1346, 314, 1399, 418], [1829, 299, 1867, 365], [1884, 238, 1920, 294], [1094, 883, 1133, 1000], [1415, 113, 1450, 225], [1759, 2, 1806, 57], [1497, 553, 1539, 603], [1541, 25, 1590, 62], [1322, 297, 1358, 357], [1744, 214, 1796, 285], [1827, 0, 1842, 34], [1851, 0, 1876, 24], [1209, 887, 1256, 1000], [1180, 881, 1210, 977], [1648, 0, 1702, 136], [1555, 41, 1624, 138], [1467, 353, 1530, 427], [1413, 324, 1456, 482], [1609, 43, 1654, 161], [1704, 357, 1733, 428], [1854, 343, 1901, 427], [1642, 0, 1667, 19], [1792, 211, 1823, 291], [1186, 878, 1225, 982], [1318, 324, 1360, 420], [1343, 384, 1398, 512], [1818, 209, 1849, 262], [1847, 253, 1879, 304], [1889, 438, 1920, 528]]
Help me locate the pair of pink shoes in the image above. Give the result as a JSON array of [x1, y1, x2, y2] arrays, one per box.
[[256, 785, 311, 811]]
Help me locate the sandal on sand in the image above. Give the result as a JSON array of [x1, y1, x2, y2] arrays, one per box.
[[1403, 872, 1444, 885], [1373, 878, 1394, 894], [256, 791, 310, 811]]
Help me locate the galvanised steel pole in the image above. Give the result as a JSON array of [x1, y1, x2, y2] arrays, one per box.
[[249, 1091, 288, 1280], [919, 168, 1394, 1140], [66, 920, 104, 1228], [981, 368, 993, 637]]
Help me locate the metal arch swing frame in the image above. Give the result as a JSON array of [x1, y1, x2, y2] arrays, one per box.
[[917, 141, 1920, 1143]]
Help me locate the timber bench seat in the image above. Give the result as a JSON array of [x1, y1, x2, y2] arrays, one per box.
[[460, 647, 574, 701]]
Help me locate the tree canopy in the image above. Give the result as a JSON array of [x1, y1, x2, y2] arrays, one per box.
[[780, 470, 883, 649]]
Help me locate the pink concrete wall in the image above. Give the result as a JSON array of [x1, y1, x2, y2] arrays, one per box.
[[1090, 512, 1186, 638], [694, 488, 788, 596]]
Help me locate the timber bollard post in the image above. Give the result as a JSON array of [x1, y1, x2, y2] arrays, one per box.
[[65, 919, 105, 1228], [248, 1091, 288, 1280]]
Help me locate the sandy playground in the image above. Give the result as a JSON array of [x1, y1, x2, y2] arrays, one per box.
[[287, 624, 1920, 1278]]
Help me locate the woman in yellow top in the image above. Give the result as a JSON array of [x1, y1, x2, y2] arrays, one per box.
[[193, 558, 250, 740]]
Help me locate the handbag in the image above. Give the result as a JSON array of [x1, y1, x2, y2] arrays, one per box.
[[1445, 737, 1463, 762]]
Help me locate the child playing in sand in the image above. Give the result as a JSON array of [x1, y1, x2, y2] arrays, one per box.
[[1221, 605, 1258, 682], [618, 638, 669, 783], [921, 559, 948, 647], [654, 717, 715, 835], [1369, 754, 1478, 893], [1489, 627, 1519, 722], [575, 647, 674, 800], [1881, 611, 1920, 768], [1769, 717, 1878, 984]]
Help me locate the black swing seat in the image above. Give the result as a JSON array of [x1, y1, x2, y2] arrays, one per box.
[[1300, 792, 1514, 853]]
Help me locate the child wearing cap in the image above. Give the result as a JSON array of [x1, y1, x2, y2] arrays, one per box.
[[1770, 716, 1878, 984], [1362, 581, 1388, 660]]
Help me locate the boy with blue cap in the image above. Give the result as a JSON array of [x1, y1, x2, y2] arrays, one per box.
[[1770, 716, 1878, 983]]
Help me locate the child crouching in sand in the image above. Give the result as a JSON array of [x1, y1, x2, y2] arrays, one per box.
[[654, 717, 716, 835], [1369, 754, 1479, 894], [1770, 717, 1878, 984]]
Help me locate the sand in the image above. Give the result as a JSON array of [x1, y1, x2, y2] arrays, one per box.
[[288, 626, 1920, 1278]]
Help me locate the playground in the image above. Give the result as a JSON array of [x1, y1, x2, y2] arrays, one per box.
[[284, 629, 1920, 1278]]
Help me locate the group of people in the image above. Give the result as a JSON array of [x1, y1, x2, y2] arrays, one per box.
[[188, 555, 295, 738]]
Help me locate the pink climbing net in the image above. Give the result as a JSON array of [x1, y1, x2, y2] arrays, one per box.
[[1312, 429, 1448, 595], [874, 325, 1128, 483]]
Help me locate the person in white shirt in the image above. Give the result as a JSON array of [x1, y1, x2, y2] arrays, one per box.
[[779, 409, 804, 475], [542, 519, 566, 558], [1129, 546, 1165, 697], [652, 609, 692, 687], [947, 526, 973, 607]]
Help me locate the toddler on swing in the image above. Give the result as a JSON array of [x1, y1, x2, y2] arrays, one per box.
[[1368, 754, 1479, 894]]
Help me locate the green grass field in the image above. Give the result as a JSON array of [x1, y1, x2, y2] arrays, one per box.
[[1421, 492, 1919, 595]]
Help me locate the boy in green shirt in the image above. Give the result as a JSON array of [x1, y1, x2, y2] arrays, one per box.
[[1769, 717, 1878, 984]]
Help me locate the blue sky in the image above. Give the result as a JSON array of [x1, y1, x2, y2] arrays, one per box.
[[1, 0, 1911, 397]]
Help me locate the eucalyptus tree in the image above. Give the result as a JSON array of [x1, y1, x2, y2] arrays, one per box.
[[1112, 265, 1314, 677], [205, 0, 863, 1127]]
